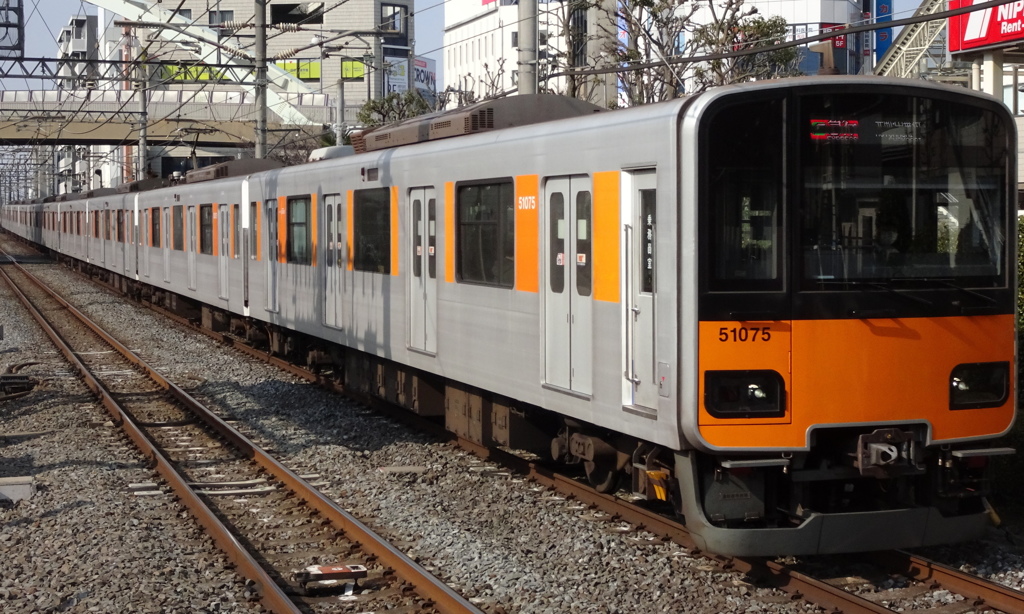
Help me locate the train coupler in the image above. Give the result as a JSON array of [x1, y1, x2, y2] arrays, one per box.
[[854, 428, 924, 478]]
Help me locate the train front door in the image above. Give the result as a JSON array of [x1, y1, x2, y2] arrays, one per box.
[[543, 175, 593, 395], [624, 170, 658, 410], [409, 187, 437, 353], [323, 193, 344, 329], [266, 199, 279, 312], [218, 204, 229, 299]]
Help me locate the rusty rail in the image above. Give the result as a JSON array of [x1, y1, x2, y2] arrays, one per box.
[[874, 550, 1024, 614], [0, 254, 483, 614]]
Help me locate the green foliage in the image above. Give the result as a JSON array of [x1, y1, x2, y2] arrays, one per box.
[[356, 90, 431, 129], [1018, 219, 1024, 329]]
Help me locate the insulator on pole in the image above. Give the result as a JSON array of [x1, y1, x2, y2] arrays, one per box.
[[274, 48, 300, 60]]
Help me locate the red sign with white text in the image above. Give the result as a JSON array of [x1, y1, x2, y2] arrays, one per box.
[[822, 24, 846, 48], [949, 0, 1024, 52]]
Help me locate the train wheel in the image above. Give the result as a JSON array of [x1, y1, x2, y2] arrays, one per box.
[[584, 459, 619, 493]]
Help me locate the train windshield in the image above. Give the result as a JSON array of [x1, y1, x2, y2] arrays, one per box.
[[799, 93, 1009, 289]]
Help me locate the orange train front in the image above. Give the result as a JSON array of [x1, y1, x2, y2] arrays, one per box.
[[677, 82, 1016, 555]]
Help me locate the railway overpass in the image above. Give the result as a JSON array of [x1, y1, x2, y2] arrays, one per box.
[[0, 88, 335, 147]]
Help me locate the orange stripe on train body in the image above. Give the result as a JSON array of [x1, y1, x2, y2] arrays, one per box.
[[697, 315, 1016, 449], [514, 175, 539, 293]]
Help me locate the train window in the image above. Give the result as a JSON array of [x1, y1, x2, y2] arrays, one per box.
[[249, 202, 258, 260], [549, 192, 565, 293], [173, 205, 184, 250], [117, 211, 125, 243], [576, 191, 592, 297], [412, 199, 422, 278], [151, 208, 160, 247], [326, 204, 334, 268], [232, 204, 239, 259], [352, 188, 391, 273], [457, 180, 515, 287], [798, 93, 1008, 287], [706, 98, 783, 292], [428, 198, 436, 279], [200, 204, 214, 255], [286, 196, 312, 265], [103, 210, 111, 240], [641, 190, 656, 293]]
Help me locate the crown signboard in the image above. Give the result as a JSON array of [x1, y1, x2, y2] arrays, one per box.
[[949, 0, 1024, 52]]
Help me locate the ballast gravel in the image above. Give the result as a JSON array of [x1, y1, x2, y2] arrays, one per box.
[[0, 268, 263, 612], [10, 250, 1024, 613]]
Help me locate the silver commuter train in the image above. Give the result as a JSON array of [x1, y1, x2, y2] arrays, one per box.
[[5, 75, 1018, 556]]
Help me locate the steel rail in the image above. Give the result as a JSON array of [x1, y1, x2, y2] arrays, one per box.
[[0, 259, 302, 614], [4, 256, 484, 614], [874, 550, 1024, 614]]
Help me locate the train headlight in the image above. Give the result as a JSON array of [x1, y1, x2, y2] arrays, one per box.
[[949, 362, 1009, 410], [704, 370, 785, 419]]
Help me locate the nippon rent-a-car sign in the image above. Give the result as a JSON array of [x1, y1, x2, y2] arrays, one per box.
[[949, 0, 1024, 52]]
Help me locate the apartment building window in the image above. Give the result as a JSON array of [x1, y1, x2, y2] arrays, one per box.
[[271, 3, 324, 24], [209, 10, 233, 30], [381, 4, 408, 45]]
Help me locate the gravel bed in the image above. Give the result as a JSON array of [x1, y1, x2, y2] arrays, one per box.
[[18, 259, 831, 614], [0, 267, 264, 612]]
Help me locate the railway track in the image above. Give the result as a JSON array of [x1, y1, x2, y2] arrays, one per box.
[[0, 251, 484, 614], [6, 237, 1024, 614]]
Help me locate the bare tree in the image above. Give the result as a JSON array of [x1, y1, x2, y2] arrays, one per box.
[[686, 13, 800, 93], [540, 0, 800, 106], [537, 0, 619, 106]]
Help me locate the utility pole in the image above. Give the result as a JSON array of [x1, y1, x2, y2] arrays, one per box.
[[137, 59, 148, 180], [336, 78, 345, 144], [518, 0, 537, 95], [255, 0, 268, 159]]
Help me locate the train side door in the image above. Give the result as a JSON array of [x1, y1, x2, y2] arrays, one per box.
[[409, 187, 437, 353], [143, 208, 150, 278], [323, 193, 344, 329], [187, 205, 197, 290], [543, 175, 593, 395], [218, 204, 230, 299], [624, 171, 658, 410], [266, 199, 279, 312], [162, 207, 171, 283], [100, 204, 107, 267]]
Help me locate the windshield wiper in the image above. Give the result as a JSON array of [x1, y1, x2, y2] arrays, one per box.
[[929, 279, 996, 304], [814, 279, 935, 305]]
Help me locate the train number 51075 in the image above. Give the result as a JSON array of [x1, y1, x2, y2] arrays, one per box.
[[718, 327, 771, 342]]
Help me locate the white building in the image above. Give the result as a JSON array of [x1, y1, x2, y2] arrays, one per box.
[[443, 0, 876, 106], [443, 0, 617, 106]]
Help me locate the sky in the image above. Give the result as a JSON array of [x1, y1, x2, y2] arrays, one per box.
[[20, 0, 445, 78]]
